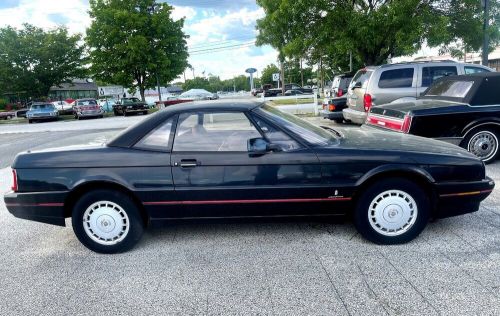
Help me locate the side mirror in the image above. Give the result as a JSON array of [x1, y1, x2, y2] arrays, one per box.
[[248, 138, 281, 157], [351, 82, 362, 90]]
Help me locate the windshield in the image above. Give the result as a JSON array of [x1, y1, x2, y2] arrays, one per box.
[[255, 104, 339, 146], [31, 104, 54, 110], [77, 100, 97, 106], [122, 98, 140, 104], [425, 80, 474, 98]]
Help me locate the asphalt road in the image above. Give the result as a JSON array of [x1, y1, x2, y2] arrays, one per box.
[[0, 114, 499, 315]]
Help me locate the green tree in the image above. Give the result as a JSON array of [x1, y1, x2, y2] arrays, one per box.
[[260, 63, 280, 86], [0, 24, 86, 99], [182, 77, 211, 92], [86, 0, 189, 101]]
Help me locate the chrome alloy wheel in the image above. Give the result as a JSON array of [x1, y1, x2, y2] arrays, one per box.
[[468, 131, 498, 161], [368, 190, 418, 237], [83, 201, 130, 245]]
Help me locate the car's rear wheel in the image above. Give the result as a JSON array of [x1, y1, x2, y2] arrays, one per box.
[[72, 190, 144, 253], [462, 127, 499, 164], [333, 118, 343, 124], [354, 178, 429, 244]]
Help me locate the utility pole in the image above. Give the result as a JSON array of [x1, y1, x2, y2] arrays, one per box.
[[148, 3, 162, 102], [482, 0, 490, 66], [349, 51, 353, 72]]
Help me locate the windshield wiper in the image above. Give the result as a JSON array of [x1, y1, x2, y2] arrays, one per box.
[[321, 126, 342, 138]]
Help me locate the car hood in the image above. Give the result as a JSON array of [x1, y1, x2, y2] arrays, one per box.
[[333, 126, 476, 159], [28, 108, 56, 113]]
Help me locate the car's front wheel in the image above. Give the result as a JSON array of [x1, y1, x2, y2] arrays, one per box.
[[462, 127, 499, 164], [72, 190, 144, 253], [354, 178, 429, 244]]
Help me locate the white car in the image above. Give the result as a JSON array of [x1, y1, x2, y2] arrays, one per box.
[[179, 89, 217, 100], [52, 101, 73, 114]]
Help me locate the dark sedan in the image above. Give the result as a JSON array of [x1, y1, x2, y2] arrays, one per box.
[[113, 97, 149, 116], [5, 101, 494, 253], [366, 73, 500, 163]]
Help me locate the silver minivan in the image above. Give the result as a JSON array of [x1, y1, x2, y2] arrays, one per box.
[[343, 61, 494, 124]]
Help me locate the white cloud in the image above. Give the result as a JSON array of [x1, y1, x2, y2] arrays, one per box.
[[0, 0, 90, 35], [171, 5, 197, 21]]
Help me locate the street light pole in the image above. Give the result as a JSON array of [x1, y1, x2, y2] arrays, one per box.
[[482, 0, 490, 66]]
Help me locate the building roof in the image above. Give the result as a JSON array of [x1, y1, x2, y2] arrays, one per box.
[[50, 81, 98, 91]]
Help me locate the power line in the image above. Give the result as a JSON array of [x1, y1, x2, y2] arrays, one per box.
[[189, 43, 256, 56], [189, 41, 256, 54], [188, 36, 256, 49]]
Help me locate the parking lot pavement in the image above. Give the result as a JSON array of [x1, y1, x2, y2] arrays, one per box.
[[0, 116, 499, 315]]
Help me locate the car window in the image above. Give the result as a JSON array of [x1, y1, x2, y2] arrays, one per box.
[[251, 115, 301, 152], [464, 66, 489, 74], [255, 104, 338, 146], [339, 77, 352, 90], [173, 112, 261, 152], [425, 80, 474, 98], [349, 69, 373, 89], [135, 117, 175, 151], [422, 66, 457, 87], [31, 104, 53, 110], [378, 68, 414, 89]]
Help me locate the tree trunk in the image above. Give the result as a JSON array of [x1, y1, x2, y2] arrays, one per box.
[[139, 86, 146, 102], [300, 59, 304, 87]]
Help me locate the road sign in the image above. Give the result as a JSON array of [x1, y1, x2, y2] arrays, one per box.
[[245, 68, 257, 74], [272, 73, 280, 81], [98, 86, 124, 96]]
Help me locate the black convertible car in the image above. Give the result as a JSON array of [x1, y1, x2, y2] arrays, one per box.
[[367, 73, 500, 163], [5, 101, 494, 253]]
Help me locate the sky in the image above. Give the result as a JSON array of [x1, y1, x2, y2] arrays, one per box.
[[0, 0, 278, 81]]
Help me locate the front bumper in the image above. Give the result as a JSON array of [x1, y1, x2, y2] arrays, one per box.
[[342, 108, 367, 124], [4, 191, 68, 226], [434, 177, 495, 218], [28, 114, 58, 120]]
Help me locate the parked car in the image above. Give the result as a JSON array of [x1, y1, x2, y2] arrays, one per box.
[[52, 101, 73, 115], [5, 101, 494, 253], [366, 73, 500, 163], [179, 89, 218, 100], [73, 99, 104, 120], [343, 61, 493, 124], [0, 111, 15, 120], [326, 73, 354, 98], [113, 97, 149, 116], [321, 96, 348, 123], [98, 99, 116, 112], [284, 89, 304, 96], [26, 103, 59, 124], [264, 84, 313, 97]]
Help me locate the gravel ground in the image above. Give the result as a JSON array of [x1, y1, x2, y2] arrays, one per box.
[[0, 115, 499, 315]]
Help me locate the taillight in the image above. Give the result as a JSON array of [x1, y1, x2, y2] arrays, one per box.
[[329, 104, 336, 111], [364, 94, 372, 111], [11, 169, 17, 192], [402, 115, 412, 133], [337, 89, 343, 97]]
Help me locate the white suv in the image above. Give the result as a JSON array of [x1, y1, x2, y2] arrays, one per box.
[[343, 61, 494, 124]]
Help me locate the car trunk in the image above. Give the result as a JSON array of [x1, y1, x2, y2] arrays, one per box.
[[347, 69, 373, 113]]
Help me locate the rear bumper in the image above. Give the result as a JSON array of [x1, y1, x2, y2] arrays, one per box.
[[320, 110, 344, 120], [342, 108, 366, 124], [434, 177, 495, 218], [4, 191, 68, 226], [77, 110, 104, 117]]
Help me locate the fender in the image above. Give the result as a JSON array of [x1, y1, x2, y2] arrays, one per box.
[[355, 164, 435, 187], [461, 118, 500, 137], [70, 175, 133, 192]]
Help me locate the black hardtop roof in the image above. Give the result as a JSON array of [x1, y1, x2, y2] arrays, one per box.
[[108, 99, 264, 148], [442, 72, 500, 81]]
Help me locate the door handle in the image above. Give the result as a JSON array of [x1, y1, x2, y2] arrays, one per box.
[[178, 159, 198, 168]]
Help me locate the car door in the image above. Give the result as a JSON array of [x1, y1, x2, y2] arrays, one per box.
[[170, 110, 323, 218]]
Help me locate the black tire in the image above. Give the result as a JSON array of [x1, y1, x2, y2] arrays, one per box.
[[72, 189, 144, 254], [333, 118, 343, 124], [123, 111, 127, 117], [113, 110, 119, 116], [143, 111, 148, 115], [461, 127, 499, 164], [354, 178, 430, 245], [28, 119, 32, 124]]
